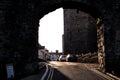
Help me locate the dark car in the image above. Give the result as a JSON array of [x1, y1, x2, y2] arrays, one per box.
[[66, 54, 77, 62]]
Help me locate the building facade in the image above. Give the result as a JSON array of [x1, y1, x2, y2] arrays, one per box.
[[38, 49, 50, 61], [63, 9, 98, 54]]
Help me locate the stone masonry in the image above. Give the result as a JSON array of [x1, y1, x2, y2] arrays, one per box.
[[64, 9, 97, 54], [0, 0, 120, 79], [97, 19, 105, 72]]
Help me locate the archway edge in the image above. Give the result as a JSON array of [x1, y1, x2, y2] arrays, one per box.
[[36, 0, 103, 20]]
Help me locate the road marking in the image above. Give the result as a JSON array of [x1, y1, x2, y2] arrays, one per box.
[[41, 64, 49, 80], [47, 67, 52, 80], [50, 68, 54, 80], [46, 67, 54, 80]]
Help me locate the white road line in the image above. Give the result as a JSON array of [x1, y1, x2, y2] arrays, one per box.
[[50, 68, 54, 80], [47, 67, 52, 80], [46, 67, 54, 80], [41, 64, 49, 80]]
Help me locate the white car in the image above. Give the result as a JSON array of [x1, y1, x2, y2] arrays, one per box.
[[59, 55, 66, 61]]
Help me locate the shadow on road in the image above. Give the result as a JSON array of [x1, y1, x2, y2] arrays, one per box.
[[52, 68, 71, 80]]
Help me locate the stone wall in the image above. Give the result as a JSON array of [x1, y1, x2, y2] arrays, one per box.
[[64, 9, 97, 54], [0, 0, 120, 78], [97, 22, 105, 71], [0, 0, 39, 78]]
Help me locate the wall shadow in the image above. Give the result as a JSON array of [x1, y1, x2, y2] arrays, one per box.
[[52, 68, 71, 80]]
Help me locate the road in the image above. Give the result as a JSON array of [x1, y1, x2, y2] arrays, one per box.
[[47, 61, 111, 80], [22, 61, 116, 80]]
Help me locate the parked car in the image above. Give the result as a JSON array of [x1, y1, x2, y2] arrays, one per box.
[[66, 54, 77, 62], [59, 55, 66, 61]]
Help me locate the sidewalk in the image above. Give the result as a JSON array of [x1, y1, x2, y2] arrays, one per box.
[[84, 63, 120, 80], [21, 62, 47, 80]]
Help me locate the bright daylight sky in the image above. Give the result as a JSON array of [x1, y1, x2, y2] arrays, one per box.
[[39, 8, 64, 52]]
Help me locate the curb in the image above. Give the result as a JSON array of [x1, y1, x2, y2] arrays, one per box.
[[92, 69, 115, 80], [96, 68, 120, 80], [93, 69, 120, 80], [84, 64, 119, 80], [106, 73, 120, 80]]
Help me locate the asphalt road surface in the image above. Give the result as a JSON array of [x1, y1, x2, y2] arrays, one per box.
[[48, 61, 109, 80], [22, 61, 116, 80]]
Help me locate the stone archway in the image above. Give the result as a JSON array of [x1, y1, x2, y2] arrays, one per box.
[[0, 0, 120, 78], [14, 0, 104, 77], [33, 0, 120, 76]]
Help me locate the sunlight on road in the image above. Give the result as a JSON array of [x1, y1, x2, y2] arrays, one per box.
[[49, 61, 64, 66], [49, 61, 78, 67]]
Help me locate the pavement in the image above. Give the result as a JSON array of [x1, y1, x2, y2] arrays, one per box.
[[21, 62, 47, 80], [84, 63, 120, 80]]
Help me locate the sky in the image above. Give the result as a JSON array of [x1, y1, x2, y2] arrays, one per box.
[[39, 8, 64, 52]]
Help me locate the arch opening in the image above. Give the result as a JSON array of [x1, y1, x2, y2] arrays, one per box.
[[38, 8, 101, 64]]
